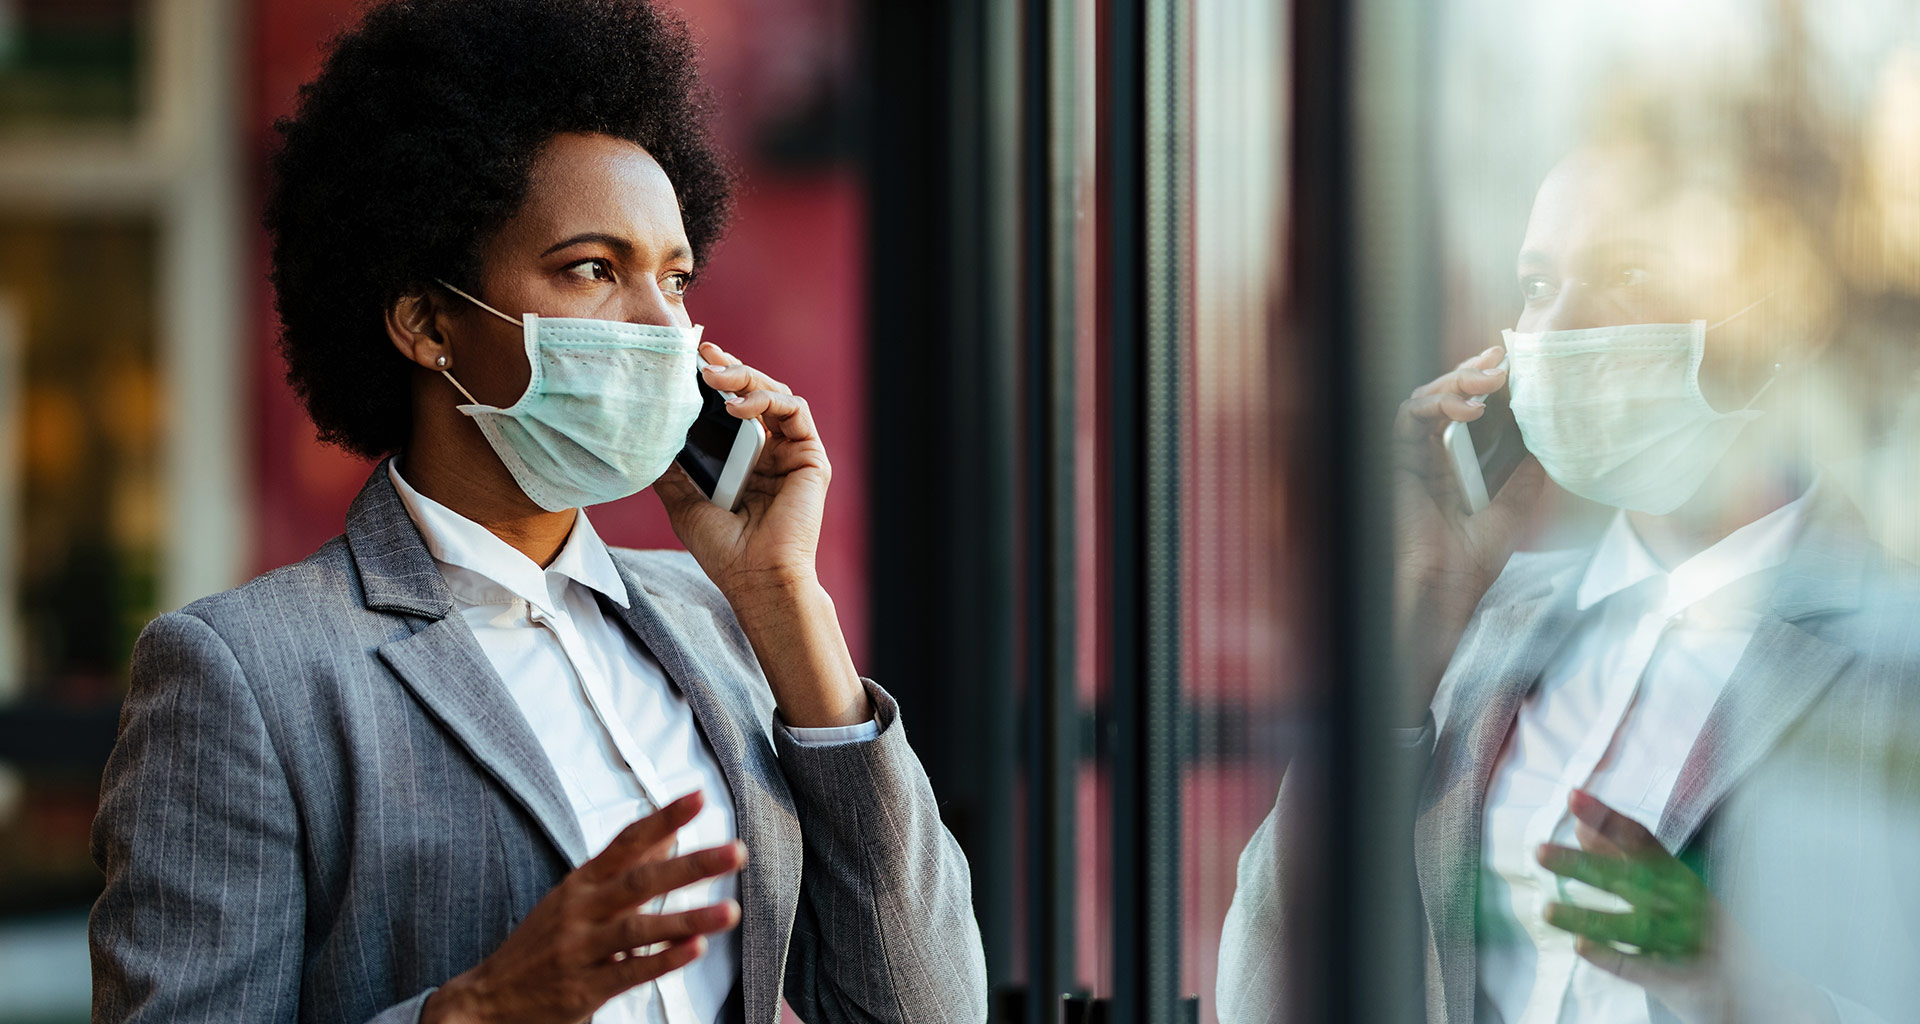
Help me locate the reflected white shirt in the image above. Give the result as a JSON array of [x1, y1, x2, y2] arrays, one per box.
[[388, 463, 875, 1024], [1475, 485, 1814, 1024]]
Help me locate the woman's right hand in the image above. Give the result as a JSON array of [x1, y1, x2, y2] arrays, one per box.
[[1392, 344, 1546, 717], [420, 792, 745, 1024]]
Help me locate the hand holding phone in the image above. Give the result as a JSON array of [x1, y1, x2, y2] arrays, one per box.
[[674, 378, 768, 512], [1392, 344, 1544, 714], [1441, 375, 1529, 516]]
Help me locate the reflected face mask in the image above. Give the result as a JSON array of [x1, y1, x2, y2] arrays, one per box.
[[434, 280, 705, 512], [1502, 315, 1767, 515]]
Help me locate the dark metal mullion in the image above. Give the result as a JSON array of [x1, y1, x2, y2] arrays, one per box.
[[1017, 0, 1081, 1018], [1139, 0, 1186, 1017], [865, 0, 1020, 999], [1104, 0, 1146, 1012], [1106, 0, 1184, 1018]]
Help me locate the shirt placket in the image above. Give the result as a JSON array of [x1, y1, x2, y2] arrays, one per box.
[[1521, 607, 1674, 1024], [532, 602, 703, 1024]]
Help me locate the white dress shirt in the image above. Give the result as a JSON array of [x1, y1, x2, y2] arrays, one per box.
[[388, 463, 875, 1024], [1475, 485, 1815, 1024]]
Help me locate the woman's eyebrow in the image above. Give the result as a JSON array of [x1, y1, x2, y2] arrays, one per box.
[[540, 232, 636, 258]]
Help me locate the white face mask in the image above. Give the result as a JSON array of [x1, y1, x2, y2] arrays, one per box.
[[1502, 312, 1772, 515], [433, 280, 705, 512]]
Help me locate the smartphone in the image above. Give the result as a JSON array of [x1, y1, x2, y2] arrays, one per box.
[[674, 378, 768, 512], [1442, 384, 1528, 516]]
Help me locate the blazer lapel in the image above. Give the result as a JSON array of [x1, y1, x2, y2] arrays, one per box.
[[346, 461, 589, 867], [1656, 498, 1867, 851], [1416, 561, 1582, 1024], [379, 618, 590, 866], [606, 559, 801, 1024]]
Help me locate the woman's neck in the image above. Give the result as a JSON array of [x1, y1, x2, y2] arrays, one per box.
[[399, 412, 577, 568], [1624, 428, 1811, 570]]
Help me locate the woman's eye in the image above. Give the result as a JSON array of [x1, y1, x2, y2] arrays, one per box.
[[1611, 265, 1650, 288], [1521, 276, 1556, 303], [564, 258, 615, 282], [663, 272, 693, 297]]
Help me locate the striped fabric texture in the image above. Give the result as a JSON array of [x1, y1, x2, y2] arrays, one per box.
[[88, 463, 989, 1024]]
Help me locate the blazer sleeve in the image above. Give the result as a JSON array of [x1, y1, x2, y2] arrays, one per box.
[[771, 678, 990, 1024], [1216, 715, 1435, 1024], [88, 611, 435, 1024]]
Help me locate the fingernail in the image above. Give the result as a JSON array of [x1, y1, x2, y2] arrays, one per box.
[[723, 393, 745, 406], [703, 363, 729, 373], [1482, 365, 1507, 376], [1466, 394, 1486, 408]]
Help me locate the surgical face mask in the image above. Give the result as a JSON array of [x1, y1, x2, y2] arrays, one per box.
[[1502, 307, 1773, 515], [433, 280, 705, 512]]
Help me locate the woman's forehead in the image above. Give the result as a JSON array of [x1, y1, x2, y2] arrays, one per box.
[[1522, 147, 1741, 263], [510, 133, 689, 252]]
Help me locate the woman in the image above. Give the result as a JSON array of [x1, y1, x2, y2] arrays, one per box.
[[86, 2, 988, 1022], [1220, 97, 1920, 1023]]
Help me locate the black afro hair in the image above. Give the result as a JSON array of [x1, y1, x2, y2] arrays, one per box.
[[264, 0, 734, 459]]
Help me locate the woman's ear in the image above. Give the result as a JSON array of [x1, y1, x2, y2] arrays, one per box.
[[385, 288, 454, 371]]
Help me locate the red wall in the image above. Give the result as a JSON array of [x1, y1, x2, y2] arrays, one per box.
[[245, 0, 869, 663]]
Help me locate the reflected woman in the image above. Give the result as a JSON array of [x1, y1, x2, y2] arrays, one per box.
[[1220, 94, 1920, 1023], [87, 2, 987, 1022]]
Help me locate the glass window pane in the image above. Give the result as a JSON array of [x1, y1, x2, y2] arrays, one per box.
[[1183, 1, 1287, 1021], [1396, 4, 1920, 1020]]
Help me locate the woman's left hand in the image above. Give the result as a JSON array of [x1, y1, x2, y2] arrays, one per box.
[[1537, 790, 1836, 1024], [653, 340, 830, 599]]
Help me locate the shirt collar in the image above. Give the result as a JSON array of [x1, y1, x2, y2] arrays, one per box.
[[1575, 478, 1821, 615], [387, 460, 631, 615]]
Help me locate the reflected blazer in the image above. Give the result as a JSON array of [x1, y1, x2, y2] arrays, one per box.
[[1217, 490, 1920, 1023], [87, 464, 989, 1024]]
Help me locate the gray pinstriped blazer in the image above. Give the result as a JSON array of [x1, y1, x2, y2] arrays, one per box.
[[1218, 491, 1920, 1023], [87, 463, 988, 1024]]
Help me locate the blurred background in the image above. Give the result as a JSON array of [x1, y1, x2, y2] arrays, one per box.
[[3, 0, 1916, 1022]]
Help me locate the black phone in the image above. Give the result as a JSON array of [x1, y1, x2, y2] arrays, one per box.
[[673, 378, 768, 511], [1442, 386, 1528, 515]]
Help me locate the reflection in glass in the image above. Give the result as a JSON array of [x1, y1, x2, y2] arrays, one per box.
[[1418, 5, 1920, 1022], [1221, 3, 1920, 1021]]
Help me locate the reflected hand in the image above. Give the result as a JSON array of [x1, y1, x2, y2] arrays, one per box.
[[1537, 790, 1833, 1024], [654, 341, 831, 601], [421, 793, 745, 1024], [1392, 344, 1545, 713]]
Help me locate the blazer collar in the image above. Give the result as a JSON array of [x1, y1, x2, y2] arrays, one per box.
[[603, 556, 801, 1024], [345, 457, 458, 620]]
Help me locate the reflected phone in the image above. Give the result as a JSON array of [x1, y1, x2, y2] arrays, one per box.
[[1442, 384, 1528, 516], [673, 378, 768, 512]]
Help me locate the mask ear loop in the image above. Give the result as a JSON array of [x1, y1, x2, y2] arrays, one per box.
[[431, 278, 526, 405], [1706, 294, 1770, 332]]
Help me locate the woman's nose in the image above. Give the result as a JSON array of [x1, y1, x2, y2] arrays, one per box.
[[1536, 281, 1614, 332], [620, 283, 685, 328]]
